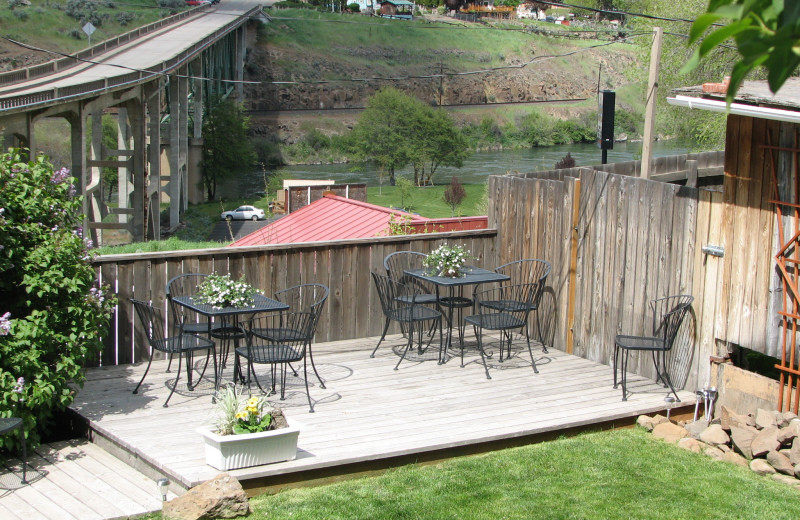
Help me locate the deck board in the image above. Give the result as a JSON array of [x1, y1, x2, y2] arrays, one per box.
[[70, 333, 694, 489]]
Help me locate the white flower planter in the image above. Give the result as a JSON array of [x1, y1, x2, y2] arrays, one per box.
[[197, 423, 300, 470]]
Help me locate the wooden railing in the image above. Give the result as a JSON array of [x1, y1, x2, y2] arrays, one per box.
[[92, 230, 497, 366]]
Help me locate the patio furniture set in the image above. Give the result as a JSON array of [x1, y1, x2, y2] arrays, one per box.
[[124, 258, 694, 417], [131, 276, 328, 411]]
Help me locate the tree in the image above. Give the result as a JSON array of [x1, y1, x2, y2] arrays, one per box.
[[443, 176, 466, 217], [684, 0, 800, 103], [348, 87, 470, 186], [201, 97, 256, 201], [395, 176, 415, 211], [555, 152, 576, 169]]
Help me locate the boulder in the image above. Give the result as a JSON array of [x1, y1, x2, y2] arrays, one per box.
[[751, 427, 781, 458], [636, 414, 667, 432], [730, 426, 758, 459], [790, 438, 800, 466], [652, 422, 690, 444], [750, 458, 777, 476], [778, 421, 800, 445], [704, 446, 725, 461], [755, 408, 778, 429], [684, 420, 709, 439], [162, 473, 250, 520], [796, 464, 800, 479], [699, 424, 730, 446], [780, 411, 798, 426], [721, 407, 755, 431], [767, 450, 796, 476], [723, 451, 749, 468], [771, 474, 799, 486], [677, 438, 705, 454]]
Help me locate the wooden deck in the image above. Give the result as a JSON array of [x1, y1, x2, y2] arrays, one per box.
[[68, 332, 695, 493]]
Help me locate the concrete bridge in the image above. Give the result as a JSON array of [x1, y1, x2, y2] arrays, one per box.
[[0, 2, 267, 243]]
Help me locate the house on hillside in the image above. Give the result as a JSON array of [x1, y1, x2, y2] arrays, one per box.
[[229, 193, 487, 246], [668, 78, 800, 415], [378, 0, 414, 19]]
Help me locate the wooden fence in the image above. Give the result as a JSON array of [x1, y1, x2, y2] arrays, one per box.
[[489, 168, 724, 392], [92, 230, 497, 366]]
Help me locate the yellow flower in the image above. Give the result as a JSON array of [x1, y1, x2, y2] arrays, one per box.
[[247, 397, 259, 407], [235, 411, 247, 420], [246, 406, 258, 414]]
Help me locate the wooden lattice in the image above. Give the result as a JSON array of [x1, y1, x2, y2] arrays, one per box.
[[765, 130, 800, 414]]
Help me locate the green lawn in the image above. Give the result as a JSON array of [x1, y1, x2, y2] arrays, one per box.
[[367, 183, 487, 218], [142, 428, 800, 519]]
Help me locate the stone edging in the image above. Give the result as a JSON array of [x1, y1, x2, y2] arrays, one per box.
[[637, 406, 800, 491]]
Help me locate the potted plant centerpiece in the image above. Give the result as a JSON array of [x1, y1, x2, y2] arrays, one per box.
[[196, 273, 258, 308], [198, 385, 300, 470], [423, 243, 472, 278]]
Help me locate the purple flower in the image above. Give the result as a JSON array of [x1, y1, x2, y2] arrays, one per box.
[[13, 377, 24, 393], [0, 312, 10, 336], [51, 167, 70, 184]]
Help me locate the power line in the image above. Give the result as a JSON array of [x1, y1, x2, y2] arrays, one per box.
[[534, 1, 699, 24]]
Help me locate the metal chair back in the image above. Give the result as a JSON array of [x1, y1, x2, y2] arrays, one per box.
[[274, 283, 329, 336], [495, 259, 551, 309], [132, 298, 174, 352], [166, 273, 210, 334], [372, 272, 419, 320], [384, 250, 436, 291], [650, 295, 694, 352]]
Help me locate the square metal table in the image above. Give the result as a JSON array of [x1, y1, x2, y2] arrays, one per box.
[[172, 294, 289, 382], [405, 267, 510, 360]]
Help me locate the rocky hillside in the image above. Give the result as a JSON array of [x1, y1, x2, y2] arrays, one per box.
[[243, 13, 639, 112]]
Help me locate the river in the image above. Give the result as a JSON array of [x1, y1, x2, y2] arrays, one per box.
[[220, 139, 697, 198]]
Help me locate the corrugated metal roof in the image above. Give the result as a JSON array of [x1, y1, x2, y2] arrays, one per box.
[[230, 194, 410, 246]]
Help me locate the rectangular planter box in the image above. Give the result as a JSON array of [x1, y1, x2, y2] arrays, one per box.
[[197, 423, 300, 470]]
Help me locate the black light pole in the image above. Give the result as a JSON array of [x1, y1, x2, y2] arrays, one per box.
[[599, 90, 615, 165]]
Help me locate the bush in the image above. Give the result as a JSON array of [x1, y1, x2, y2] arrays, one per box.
[[69, 28, 82, 39], [12, 8, 27, 20], [0, 150, 116, 449], [7, 0, 26, 9], [115, 11, 134, 25], [158, 0, 184, 8], [348, 2, 360, 12], [302, 129, 331, 151]]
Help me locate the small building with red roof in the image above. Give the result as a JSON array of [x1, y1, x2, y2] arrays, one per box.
[[229, 193, 487, 247]]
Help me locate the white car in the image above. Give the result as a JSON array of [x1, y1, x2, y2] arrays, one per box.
[[220, 205, 265, 221]]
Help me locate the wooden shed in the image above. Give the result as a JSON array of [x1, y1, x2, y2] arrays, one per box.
[[668, 79, 800, 414]]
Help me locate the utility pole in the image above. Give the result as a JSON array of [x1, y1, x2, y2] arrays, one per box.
[[641, 26, 662, 179]]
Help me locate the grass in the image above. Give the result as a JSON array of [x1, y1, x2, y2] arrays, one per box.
[[140, 428, 800, 519], [0, 1, 171, 62], [368, 183, 486, 218]]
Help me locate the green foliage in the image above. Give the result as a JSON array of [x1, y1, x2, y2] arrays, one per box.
[[395, 176, 414, 211], [201, 97, 257, 201], [0, 150, 116, 449], [349, 88, 471, 186], [347, 2, 360, 12], [684, 0, 800, 103], [251, 137, 286, 168]]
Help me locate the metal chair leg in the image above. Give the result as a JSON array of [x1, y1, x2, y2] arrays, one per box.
[[371, 317, 391, 357]]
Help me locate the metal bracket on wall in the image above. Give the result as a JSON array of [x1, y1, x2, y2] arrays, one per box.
[[701, 245, 724, 257]]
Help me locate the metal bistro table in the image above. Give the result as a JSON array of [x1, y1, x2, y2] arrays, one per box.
[[405, 266, 509, 362], [172, 294, 289, 382]]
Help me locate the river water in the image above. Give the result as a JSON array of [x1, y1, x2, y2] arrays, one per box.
[[222, 139, 695, 198]]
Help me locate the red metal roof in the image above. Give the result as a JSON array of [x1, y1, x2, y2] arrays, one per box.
[[230, 194, 410, 246]]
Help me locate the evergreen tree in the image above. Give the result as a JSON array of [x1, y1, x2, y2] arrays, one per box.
[[201, 98, 256, 201]]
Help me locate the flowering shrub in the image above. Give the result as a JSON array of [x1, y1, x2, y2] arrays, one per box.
[[0, 149, 116, 449], [212, 385, 276, 436], [423, 243, 472, 278], [196, 273, 257, 308]]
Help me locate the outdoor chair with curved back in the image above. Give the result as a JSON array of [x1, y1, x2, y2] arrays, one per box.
[[613, 294, 694, 402], [493, 259, 552, 353], [371, 272, 444, 369], [384, 251, 438, 306], [131, 298, 217, 407], [249, 283, 329, 389], [237, 311, 316, 412], [465, 284, 539, 379], [166, 273, 245, 373]]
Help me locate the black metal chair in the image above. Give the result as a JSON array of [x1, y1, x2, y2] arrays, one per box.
[[0, 417, 26, 484], [494, 259, 552, 352], [250, 283, 329, 389], [131, 298, 217, 407], [465, 284, 539, 379], [384, 251, 438, 305], [236, 311, 316, 413], [371, 272, 444, 368], [613, 295, 694, 401]]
